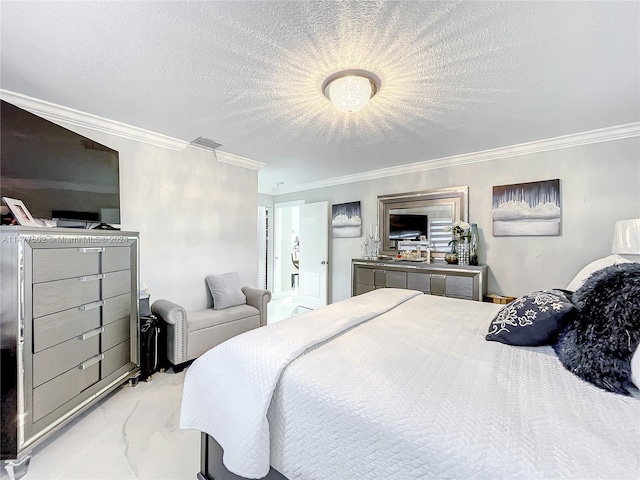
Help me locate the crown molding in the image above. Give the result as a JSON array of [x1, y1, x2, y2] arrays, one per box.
[[216, 151, 265, 171], [1, 90, 266, 171], [271, 122, 640, 195], [2, 90, 635, 184], [1, 90, 190, 151]]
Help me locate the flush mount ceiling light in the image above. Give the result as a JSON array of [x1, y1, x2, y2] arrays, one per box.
[[322, 69, 381, 113]]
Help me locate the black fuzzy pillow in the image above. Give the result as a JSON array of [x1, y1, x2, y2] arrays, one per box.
[[554, 262, 640, 395]]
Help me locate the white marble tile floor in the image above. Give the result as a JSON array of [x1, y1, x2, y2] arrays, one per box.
[[5, 293, 301, 480], [267, 290, 299, 324], [4, 371, 199, 480]]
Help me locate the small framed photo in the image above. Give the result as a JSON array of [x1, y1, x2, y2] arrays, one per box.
[[419, 235, 427, 241], [2, 197, 40, 227]]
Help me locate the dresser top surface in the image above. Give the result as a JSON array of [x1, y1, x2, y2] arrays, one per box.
[[1, 225, 139, 236], [352, 258, 487, 273]]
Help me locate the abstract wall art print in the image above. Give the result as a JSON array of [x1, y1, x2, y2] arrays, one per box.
[[492, 179, 561, 236], [332, 201, 362, 238]]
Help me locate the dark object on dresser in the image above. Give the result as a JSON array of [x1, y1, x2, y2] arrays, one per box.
[[1, 100, 120, 222], [554, 262, 640, 395]]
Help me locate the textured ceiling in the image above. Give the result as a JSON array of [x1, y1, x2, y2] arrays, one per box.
[[1, 1, 638, 194]]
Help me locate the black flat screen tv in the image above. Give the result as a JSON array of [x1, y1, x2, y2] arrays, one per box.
[[1, 100, 120, 225], [389, 213, 428, 241]]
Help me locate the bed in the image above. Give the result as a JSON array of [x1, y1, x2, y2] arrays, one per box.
[[181, 260, 640, 480]]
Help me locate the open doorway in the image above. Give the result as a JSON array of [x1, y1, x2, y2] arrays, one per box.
[[270, 201, 302, 323]]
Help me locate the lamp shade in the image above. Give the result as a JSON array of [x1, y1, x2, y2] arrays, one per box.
[[611, 218, 640, 254]]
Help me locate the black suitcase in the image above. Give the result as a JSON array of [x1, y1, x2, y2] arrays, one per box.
[[140, 315, 160, 381]]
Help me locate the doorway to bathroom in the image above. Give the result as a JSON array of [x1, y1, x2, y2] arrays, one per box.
[[270, 201, 302, 322]]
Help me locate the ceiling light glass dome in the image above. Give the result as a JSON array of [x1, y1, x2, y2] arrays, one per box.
[[322, 70, 380, 113]]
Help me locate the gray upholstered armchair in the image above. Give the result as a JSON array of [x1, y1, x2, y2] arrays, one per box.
[[151, 285, 271, 367]]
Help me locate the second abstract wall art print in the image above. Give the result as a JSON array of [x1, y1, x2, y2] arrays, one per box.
[[492, 179, 561, 236], [332, 201, 362, 238]]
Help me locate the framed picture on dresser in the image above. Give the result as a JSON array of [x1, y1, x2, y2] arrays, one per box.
[[2, 197, 40, 227]]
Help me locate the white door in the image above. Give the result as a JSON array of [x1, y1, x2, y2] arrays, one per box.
[[298, 201, 329, 310]]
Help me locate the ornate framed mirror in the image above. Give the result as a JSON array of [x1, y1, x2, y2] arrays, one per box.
[[378, 186, 469, 259]]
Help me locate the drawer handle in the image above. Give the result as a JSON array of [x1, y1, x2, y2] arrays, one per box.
[[78, 247, 104, 253], [81, 327, 104, 340], [79, 300, 104, 312], [79, 354, 104, 370], [78, 274, 105, 282]]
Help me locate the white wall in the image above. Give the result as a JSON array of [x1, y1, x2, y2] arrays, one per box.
[[274, 137, 640, 303], [51, 125, 259, 311]]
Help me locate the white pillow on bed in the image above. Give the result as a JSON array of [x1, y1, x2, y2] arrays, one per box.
[[632, 344, 640, 390], [566, 254, 632, 291]]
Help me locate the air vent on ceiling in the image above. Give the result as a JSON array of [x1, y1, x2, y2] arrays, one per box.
[[189, 137, 222, 152]]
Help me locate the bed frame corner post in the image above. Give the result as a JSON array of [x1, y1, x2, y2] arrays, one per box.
[[198, 431, 209, 480]]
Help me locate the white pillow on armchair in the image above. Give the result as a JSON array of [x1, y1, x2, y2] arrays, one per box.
[[206, 272, 247, 310]]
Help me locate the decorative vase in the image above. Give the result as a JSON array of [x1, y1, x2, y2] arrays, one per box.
[[457, 241, 470, 266], [444, 245, 458, 264], [469, 223, 479, 266]]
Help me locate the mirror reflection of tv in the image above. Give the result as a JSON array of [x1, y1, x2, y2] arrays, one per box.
[[1, 100, 120, 226], [389, 213, 428, 240]]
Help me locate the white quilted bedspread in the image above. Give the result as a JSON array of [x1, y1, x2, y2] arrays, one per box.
[[268, 294, 640, 480], [180, 288, 421, 478], [182, 289, 640, 480]]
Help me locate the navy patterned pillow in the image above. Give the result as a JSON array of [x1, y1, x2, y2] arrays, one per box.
[[486, 290, 575, 346]]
